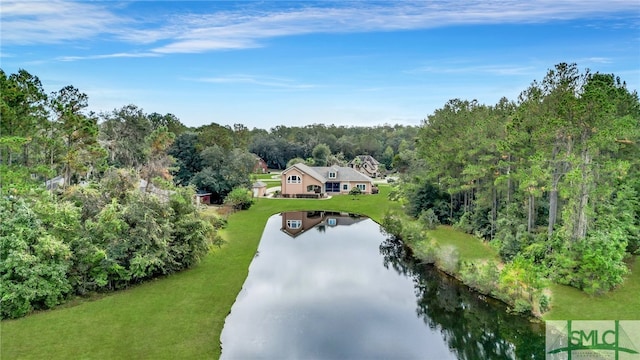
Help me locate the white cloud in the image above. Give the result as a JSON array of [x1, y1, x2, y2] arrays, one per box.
[[407, 62, 539, 76], [0, 1, 125, 44], [2, 0, 637, 53], [193, 74, 316, 89], [57, 52, 161, 62]]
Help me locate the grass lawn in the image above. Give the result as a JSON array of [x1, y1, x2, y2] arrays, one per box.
[[2, 185, 637, 359], [544, 256, 640, 320], [426, 225, 500, 262], [1, 186, 398, 359], [423, 226, 640, 320]]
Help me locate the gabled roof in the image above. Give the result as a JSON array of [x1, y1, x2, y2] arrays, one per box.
[[283, 163, 373, 183], [252, 181, 267, 188], [348, 155, 380, 165]]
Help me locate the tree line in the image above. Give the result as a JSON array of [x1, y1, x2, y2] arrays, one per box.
[[0, 67, 419, 319], [397, 63, 639, 296]]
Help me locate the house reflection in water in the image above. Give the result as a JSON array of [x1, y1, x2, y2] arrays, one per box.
[[280, 211, 367, 238]]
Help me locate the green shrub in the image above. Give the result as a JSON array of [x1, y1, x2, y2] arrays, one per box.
[[224, 187, 254, 210]]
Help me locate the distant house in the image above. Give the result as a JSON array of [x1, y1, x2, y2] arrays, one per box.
[[348, 155, 381, 178], [45, 175, 65, 191], [139, 179, 173, 201], [280, 211, 366, 237], [280, 163, 374, 198], [253, 154, 268, 173], [195, 193, 212, 205]]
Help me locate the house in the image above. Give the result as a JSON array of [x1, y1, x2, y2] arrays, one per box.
[[139, 179, 173, 201], [348, 155, 381, 178], [44, 175, 65, 191], [195, 192, 212, 205], [280, 163, 374, 198], [253, 154, 268, 173], [252, 181, 267, 197], [280, 211, 366, 237]]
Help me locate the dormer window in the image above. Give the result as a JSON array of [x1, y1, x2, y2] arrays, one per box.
[[328, 171, 337, 179]]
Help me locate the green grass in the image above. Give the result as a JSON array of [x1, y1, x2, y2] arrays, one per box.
[[252, 173, 281, 181], [544, 256, 640, 320], [2, 185, 637, 359], [422, 226, 639, 320], [1, 186, 398, 359], [426, 225, 500, 262]]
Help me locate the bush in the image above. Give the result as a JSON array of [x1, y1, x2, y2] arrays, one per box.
[[0, 197, 72, 319], [511, 298, 532, 315], [224, 187, 254, 210], [539, 294, 550, 314], [436, 245, 460, 275], [381, 211, 403, 238], [349, 186, 362, 199], [419, 208, 440, 230]]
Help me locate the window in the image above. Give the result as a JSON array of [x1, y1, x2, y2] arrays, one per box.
[[342, 184, 348, 190], [325, 182, 340, 192], [356, 184, 366, 191], [287, 175, 301, 184], [327, 218, 337, 226], [287, 220, 301, 229], [328, 171, 337, 179]]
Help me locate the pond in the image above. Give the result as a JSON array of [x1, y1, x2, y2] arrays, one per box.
[[220, 211, 546, 359]]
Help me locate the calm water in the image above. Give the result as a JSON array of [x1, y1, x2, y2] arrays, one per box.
[[220, 211, 545, 359]]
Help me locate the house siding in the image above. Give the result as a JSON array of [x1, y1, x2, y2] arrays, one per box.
[[281, 163, 374, 197]]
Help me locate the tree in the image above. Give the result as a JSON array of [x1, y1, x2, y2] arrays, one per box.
[[168, 132, 203, 185], [141, 126, 175, 192], [349, 186, 362, 199], [190, 146, 255, 203], [311, 143, 331, 166], [99, 104, 151, 169], [0, 69, 49, 168], [147, 112, 186, 135], [51, 85, 106, 185], [1, 196, 72, 319], [224, 186, 254, 210]]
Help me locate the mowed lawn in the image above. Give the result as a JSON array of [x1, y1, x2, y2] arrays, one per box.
[[2, 185, 638, 359], [1, 186, 399, 359]]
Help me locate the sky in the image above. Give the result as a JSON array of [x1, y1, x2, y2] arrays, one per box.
[[1, 1, 639, 130]]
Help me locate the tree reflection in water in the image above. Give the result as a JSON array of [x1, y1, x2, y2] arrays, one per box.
[[379, 236, 546, 359]]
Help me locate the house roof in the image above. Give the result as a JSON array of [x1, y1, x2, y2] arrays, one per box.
[[348, 155, 380, 165], [283, 163, 373, 183], [252, 181, 267, 188]]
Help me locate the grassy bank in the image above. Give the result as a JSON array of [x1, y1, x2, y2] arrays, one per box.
[[422, 226, 640, 320], [2, 186, 636, 359], [1, 187, 398, 359]]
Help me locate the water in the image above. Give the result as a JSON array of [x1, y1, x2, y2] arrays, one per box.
[[220, 211, 545, 359]]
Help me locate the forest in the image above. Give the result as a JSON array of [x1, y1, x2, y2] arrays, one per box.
[[0, 67, 417, 319], [1, 62, 638, 319], [395, 63, 640, 302]]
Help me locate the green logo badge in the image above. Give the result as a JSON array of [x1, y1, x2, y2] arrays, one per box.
[[546, 320, 640, 359]]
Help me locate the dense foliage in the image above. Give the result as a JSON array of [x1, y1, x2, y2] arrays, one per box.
[[1, 67, 418, 319], [0, 176, 216, 319], [400, 63, 639, 295]]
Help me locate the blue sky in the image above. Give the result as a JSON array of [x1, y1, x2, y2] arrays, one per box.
[[1, 1, 639, 129]]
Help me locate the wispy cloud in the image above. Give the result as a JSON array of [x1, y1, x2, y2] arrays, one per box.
[[57, 52, 161, 62], [144, 1, 640, 54], [192, 74, 316, 89], [408, 63, 539, 76], [579, 57, 613, 64], [0, 1, 126, 44], [2, 0, 637, 54]]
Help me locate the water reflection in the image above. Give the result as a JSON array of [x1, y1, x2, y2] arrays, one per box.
[[220, 212, 545, 359], [379, 236, 546, 359]]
